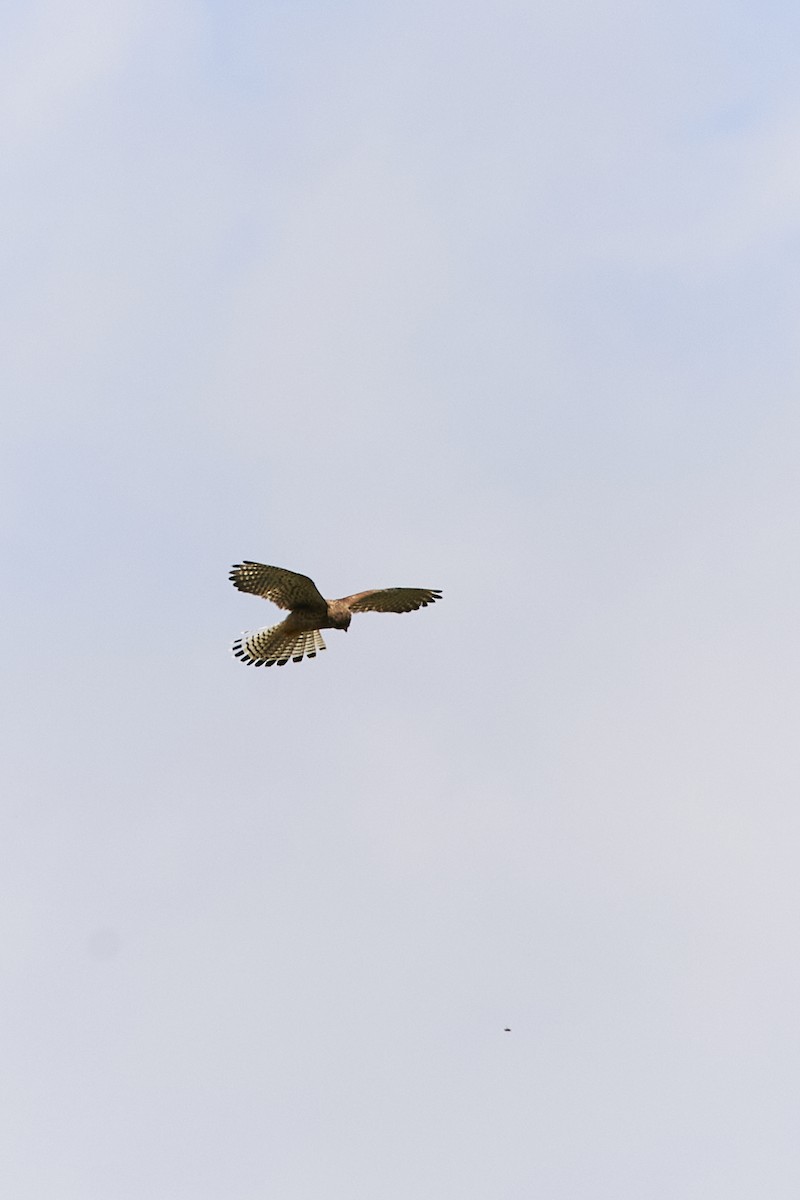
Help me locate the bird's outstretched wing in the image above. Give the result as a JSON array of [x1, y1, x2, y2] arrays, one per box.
[[341, 587, 442, 613], [229, 562, 327, 613]]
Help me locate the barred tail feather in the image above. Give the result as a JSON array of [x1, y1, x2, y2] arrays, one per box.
[[298, 629, 325, 662], [232, 623, 326, 667]]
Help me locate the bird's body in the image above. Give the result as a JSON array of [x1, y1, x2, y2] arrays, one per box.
[[229, 561, 441, 667]]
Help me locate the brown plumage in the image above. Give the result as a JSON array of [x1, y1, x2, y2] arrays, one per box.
[[229, 561, 442, 667]]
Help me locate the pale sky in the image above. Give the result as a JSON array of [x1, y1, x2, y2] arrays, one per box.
[[4, 2, 800, 1197]]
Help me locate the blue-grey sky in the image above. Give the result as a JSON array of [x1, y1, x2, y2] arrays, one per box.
[[4, 2, 800, 1196]]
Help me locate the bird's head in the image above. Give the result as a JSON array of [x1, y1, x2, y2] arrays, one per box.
[[327, 600, 352, 631]]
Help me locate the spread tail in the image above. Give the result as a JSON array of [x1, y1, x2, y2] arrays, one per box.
[[232, 623, 326, 667]]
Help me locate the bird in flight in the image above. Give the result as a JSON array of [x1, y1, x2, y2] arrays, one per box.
[[229, 561, 442, 667]]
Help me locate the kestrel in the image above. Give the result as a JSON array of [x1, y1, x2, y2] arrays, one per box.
[[229, 561, 442, 667]]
